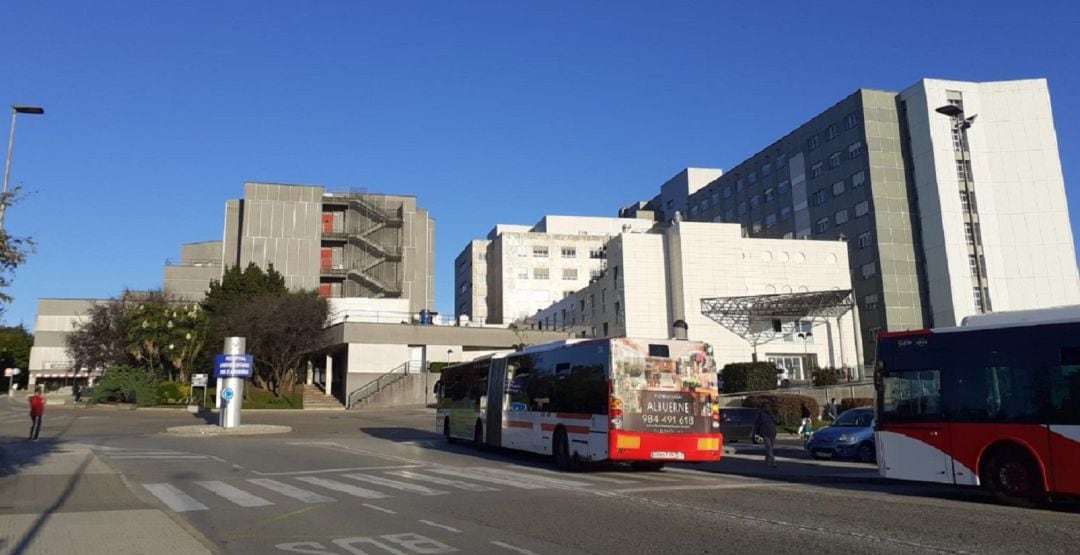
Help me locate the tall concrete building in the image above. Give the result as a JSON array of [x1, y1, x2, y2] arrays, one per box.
[[455, 216, 654, 325], [214, 182, 436, 314], [163, 241, 224, 302], [668, 78, 1079, 361]]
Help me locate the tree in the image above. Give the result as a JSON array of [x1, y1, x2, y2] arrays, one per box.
[[66, 299, 134, 373], [211, 292, 328, 396], [0, 325, 33, 390], [124, 298, 209, 382], [203, 262, 287, 315], [0, 188, 35, 320]]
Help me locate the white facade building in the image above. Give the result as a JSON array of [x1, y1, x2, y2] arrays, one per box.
[[533, 221, 862, 380]]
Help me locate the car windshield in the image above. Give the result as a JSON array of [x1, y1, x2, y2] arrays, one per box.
[[832, 410, 873, 427]]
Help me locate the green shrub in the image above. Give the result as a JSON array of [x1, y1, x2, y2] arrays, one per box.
[[742, 394, 820, 427], [811, 367, 845, 387], [721, 362, 778, 393], [155, 382, 188, 405], [91, 366, 159, 406], [839, 397, 874, 412], [428, 362, 451, 373]]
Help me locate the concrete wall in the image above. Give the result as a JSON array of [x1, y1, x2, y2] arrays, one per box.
[[238, 182, 323, 291], [163, 241, 223, 302], [354, 373, 437, 409]]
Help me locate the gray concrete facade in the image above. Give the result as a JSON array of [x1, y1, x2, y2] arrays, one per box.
[[163, 241, 223, 302]]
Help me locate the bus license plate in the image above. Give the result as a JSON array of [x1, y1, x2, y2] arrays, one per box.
[[651, 451, 685, 460]]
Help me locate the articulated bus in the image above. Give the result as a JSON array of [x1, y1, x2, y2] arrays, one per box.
[[435, 337, 723, 470], [875, 306, 1080, 505]]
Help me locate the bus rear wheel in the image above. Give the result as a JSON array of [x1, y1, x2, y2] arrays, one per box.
[[472, 421, 484, 450], [981, 446, 1046, 508], [553, 428, 577, 471], [443, 417, 456, 444]]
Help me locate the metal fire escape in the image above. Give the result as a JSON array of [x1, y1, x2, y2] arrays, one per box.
[[346, 196, 404, 297]]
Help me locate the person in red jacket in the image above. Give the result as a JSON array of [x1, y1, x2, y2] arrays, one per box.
[[28, 387, 45, 440]]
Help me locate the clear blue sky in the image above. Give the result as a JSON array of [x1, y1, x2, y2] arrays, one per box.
[[2, 1, 1079, 330]]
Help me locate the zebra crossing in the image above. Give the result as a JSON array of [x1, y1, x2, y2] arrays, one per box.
[[141, 464, 720, 514]]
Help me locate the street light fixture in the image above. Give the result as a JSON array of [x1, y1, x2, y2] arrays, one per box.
[[2, 104, 46, 231], [935, 103, 987, 313], [797, 331, 813, 380]]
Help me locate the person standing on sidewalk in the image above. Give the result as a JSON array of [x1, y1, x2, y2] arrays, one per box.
[[29, 387, 46, 440], [753, 409, 778, 468]]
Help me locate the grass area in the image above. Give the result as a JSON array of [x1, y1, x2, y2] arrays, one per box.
[[204, 387, 304, 410]]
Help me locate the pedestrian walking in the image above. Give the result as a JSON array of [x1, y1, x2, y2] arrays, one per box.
[[73, 383, 82, 403], [825, 397, 839, 421], [753, 409, 778, 467], [29, 387, 46, 440], [798, 402, 812, 435]]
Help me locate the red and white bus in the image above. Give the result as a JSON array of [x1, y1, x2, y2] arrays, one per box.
[[874, 306, 1080, 504], [435, 337, 723, 470]]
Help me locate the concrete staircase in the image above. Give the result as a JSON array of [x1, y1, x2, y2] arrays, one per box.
[[301, 384, 345, 411]]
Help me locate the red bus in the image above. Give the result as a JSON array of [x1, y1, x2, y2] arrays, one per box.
[[436, 337, 723, 470], [874, 307, 1080, 505]]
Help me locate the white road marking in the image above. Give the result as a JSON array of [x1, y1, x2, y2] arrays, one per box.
[[342, 473, 449, 496], [419, 520, 461, 533], [296, 476, 390, 499], [143, 483, 208, 512], [362, 503, 397, 514], [612, 482, 784, 494], [253, 465, 422, 476], [247, 479, 335, 504], [491, 540, 541, 555], [469, 467, 592, 488], [110, 455, 210, 460], [500, 465, 636, 484], [384, 470, 498, 492], [424, 468, 547, 489], [195, 481, 274, 507], [614, 472, 679, 482]]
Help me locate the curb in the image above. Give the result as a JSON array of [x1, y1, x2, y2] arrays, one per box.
[[164, 424, 293, 436]]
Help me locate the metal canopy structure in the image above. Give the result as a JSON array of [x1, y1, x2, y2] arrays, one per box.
[[701, 290, 855, 348]]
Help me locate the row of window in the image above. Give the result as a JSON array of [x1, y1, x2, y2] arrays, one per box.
[[813, 201, 870, 233], [810, 141, 863, 178], [514, 267, 602, 281], [515, 246, 606, 259]]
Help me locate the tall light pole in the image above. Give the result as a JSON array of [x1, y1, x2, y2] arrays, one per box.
[[2, 105, 46, 231], [797, 330, 813, 381], [935, 104, 987, 313]]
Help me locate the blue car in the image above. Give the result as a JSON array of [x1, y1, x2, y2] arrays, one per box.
[[808, 407, 876, 463]]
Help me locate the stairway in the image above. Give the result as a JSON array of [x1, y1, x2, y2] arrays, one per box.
[[301, 384, 345, 411]]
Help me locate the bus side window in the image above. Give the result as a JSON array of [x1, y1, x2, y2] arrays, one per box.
[[1050, 348, 1080, 423]]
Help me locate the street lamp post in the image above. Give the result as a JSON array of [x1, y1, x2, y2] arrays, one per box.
[[1, 105, 45, 231], [935, 104, 987, 313], [797, 331, 813, 381]]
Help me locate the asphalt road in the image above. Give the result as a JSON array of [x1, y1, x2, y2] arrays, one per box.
[[2, 398, 1079, 555]]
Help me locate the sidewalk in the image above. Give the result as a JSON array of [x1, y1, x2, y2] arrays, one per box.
[[700, 437, 884, 484], [0, 440, 213, 554]]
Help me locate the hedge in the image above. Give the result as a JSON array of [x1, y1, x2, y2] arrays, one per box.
[[839, 397, 875, 412], [721, 362, 778, 393], [811, 367, 845, 387], [742, 394, 820, 427], [91, 366, 159, 406]]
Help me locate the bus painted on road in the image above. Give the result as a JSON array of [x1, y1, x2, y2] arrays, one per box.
[[874, 306, 1080, 504], [435, 337, 723, 470]]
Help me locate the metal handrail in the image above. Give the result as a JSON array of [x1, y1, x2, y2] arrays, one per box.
[[346, 362, 415, 408]]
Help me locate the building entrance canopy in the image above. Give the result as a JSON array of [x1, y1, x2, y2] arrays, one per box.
[[701, 290, 855, 347]]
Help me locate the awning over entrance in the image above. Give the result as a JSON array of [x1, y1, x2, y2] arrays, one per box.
[[700, 289, 855, 347]]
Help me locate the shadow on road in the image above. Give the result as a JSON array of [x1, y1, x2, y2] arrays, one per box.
[[6, 454, 93, 555]]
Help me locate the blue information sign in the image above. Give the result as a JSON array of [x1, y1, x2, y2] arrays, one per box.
[[214, 354, 254, 378], [222, 387, 234, 401]]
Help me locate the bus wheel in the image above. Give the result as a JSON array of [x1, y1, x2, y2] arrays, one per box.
[[553, 428, 577, 471], [631, 462, 665, 472], [472, 421, 484, 450], [444, 417, 456, 444], [981, 446, 1045, 508]]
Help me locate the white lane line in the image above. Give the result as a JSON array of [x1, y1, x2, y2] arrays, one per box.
[[662, 467, 723, 481], [615, 472, 679, 482], [613, 483, 784, 494], [362, 503, 396, 514], [253, 465, 422, 476], [491, 541, 540, 555], [470, 467, 592, 488], [384, 470, 498, 492], [501, 465, 636, 484], [425, 468, 546, 489], [143, 483, 208, 512], [110, 455, 210, 460], [342, 474, 449, 496], [247, 479, 335, 504], [419, 520, 461, 533], [295, 476, 390, 499], [195, 481, 274, 507]]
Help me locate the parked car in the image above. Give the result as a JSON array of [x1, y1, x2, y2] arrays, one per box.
[[717, 408, 762, 444], [807, 407, 876, 462]]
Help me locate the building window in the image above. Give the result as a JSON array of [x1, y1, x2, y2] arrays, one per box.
[[780, 206, 792, 221], [724, 208, 735, 220], [844, 112, 859, 129], [778, 180, 790, 194], [723, 185, 732, 199], [812, 189, 827, 206], [852, 170, 866, 188], [516, 267, 529, 279], [861, 262, 877, 279], [857, 231, 872, 249], [959, 191, 970, 211], [589, 248, 605, 259], [736, 178, 745, 192], [826, 124, 838, 141], [762, 163, 772, 176], [764, 188, 775, 203], [832, 180, 845, 196], [738, 202, 747, 215], [965, 223, 975, 245], [532, 246, 548, 257], [969, 255, 979, 277], [748, 171, 757, 184], [811, 162, 824, 178], [750, 195, 760, 209], [590, 269, 603, 280], [973, 287, 985, 311], [848, 141, 864, 159], [561, 247, 576, 258], [562, 268, 578, 281], [834, 209, 849, 225], [614, 301, 621, 324], [952, 128, 963, 150], [752, 220, 762, 233], [956, 160, 973, 181], [776, 152, 787, 167], [864, 293, 880, 311], [712, 191, 720, 205], [854, 200, 870, 217], [765, 213, 777, 228], [807, 135, 821, 150], [815, 218, 829, 233], [516, 246, 528, 257], [534, 267, 549, 280], [828, 152, 842, 169]]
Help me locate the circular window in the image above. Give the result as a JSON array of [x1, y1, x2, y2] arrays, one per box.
[[765, 284, 777, 294], [795, 252, 806, 263], [827, 253, 838, 264], [778, 252, 790, 263], [782, 285, 793, 294], [761, 251, 773, 262], [798, 286, 809, 293]]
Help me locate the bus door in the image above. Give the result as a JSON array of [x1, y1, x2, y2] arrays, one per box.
[[485, 357, 507, 449], [1048, 349, 1080, 495], [879, 367, 956, 484]]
